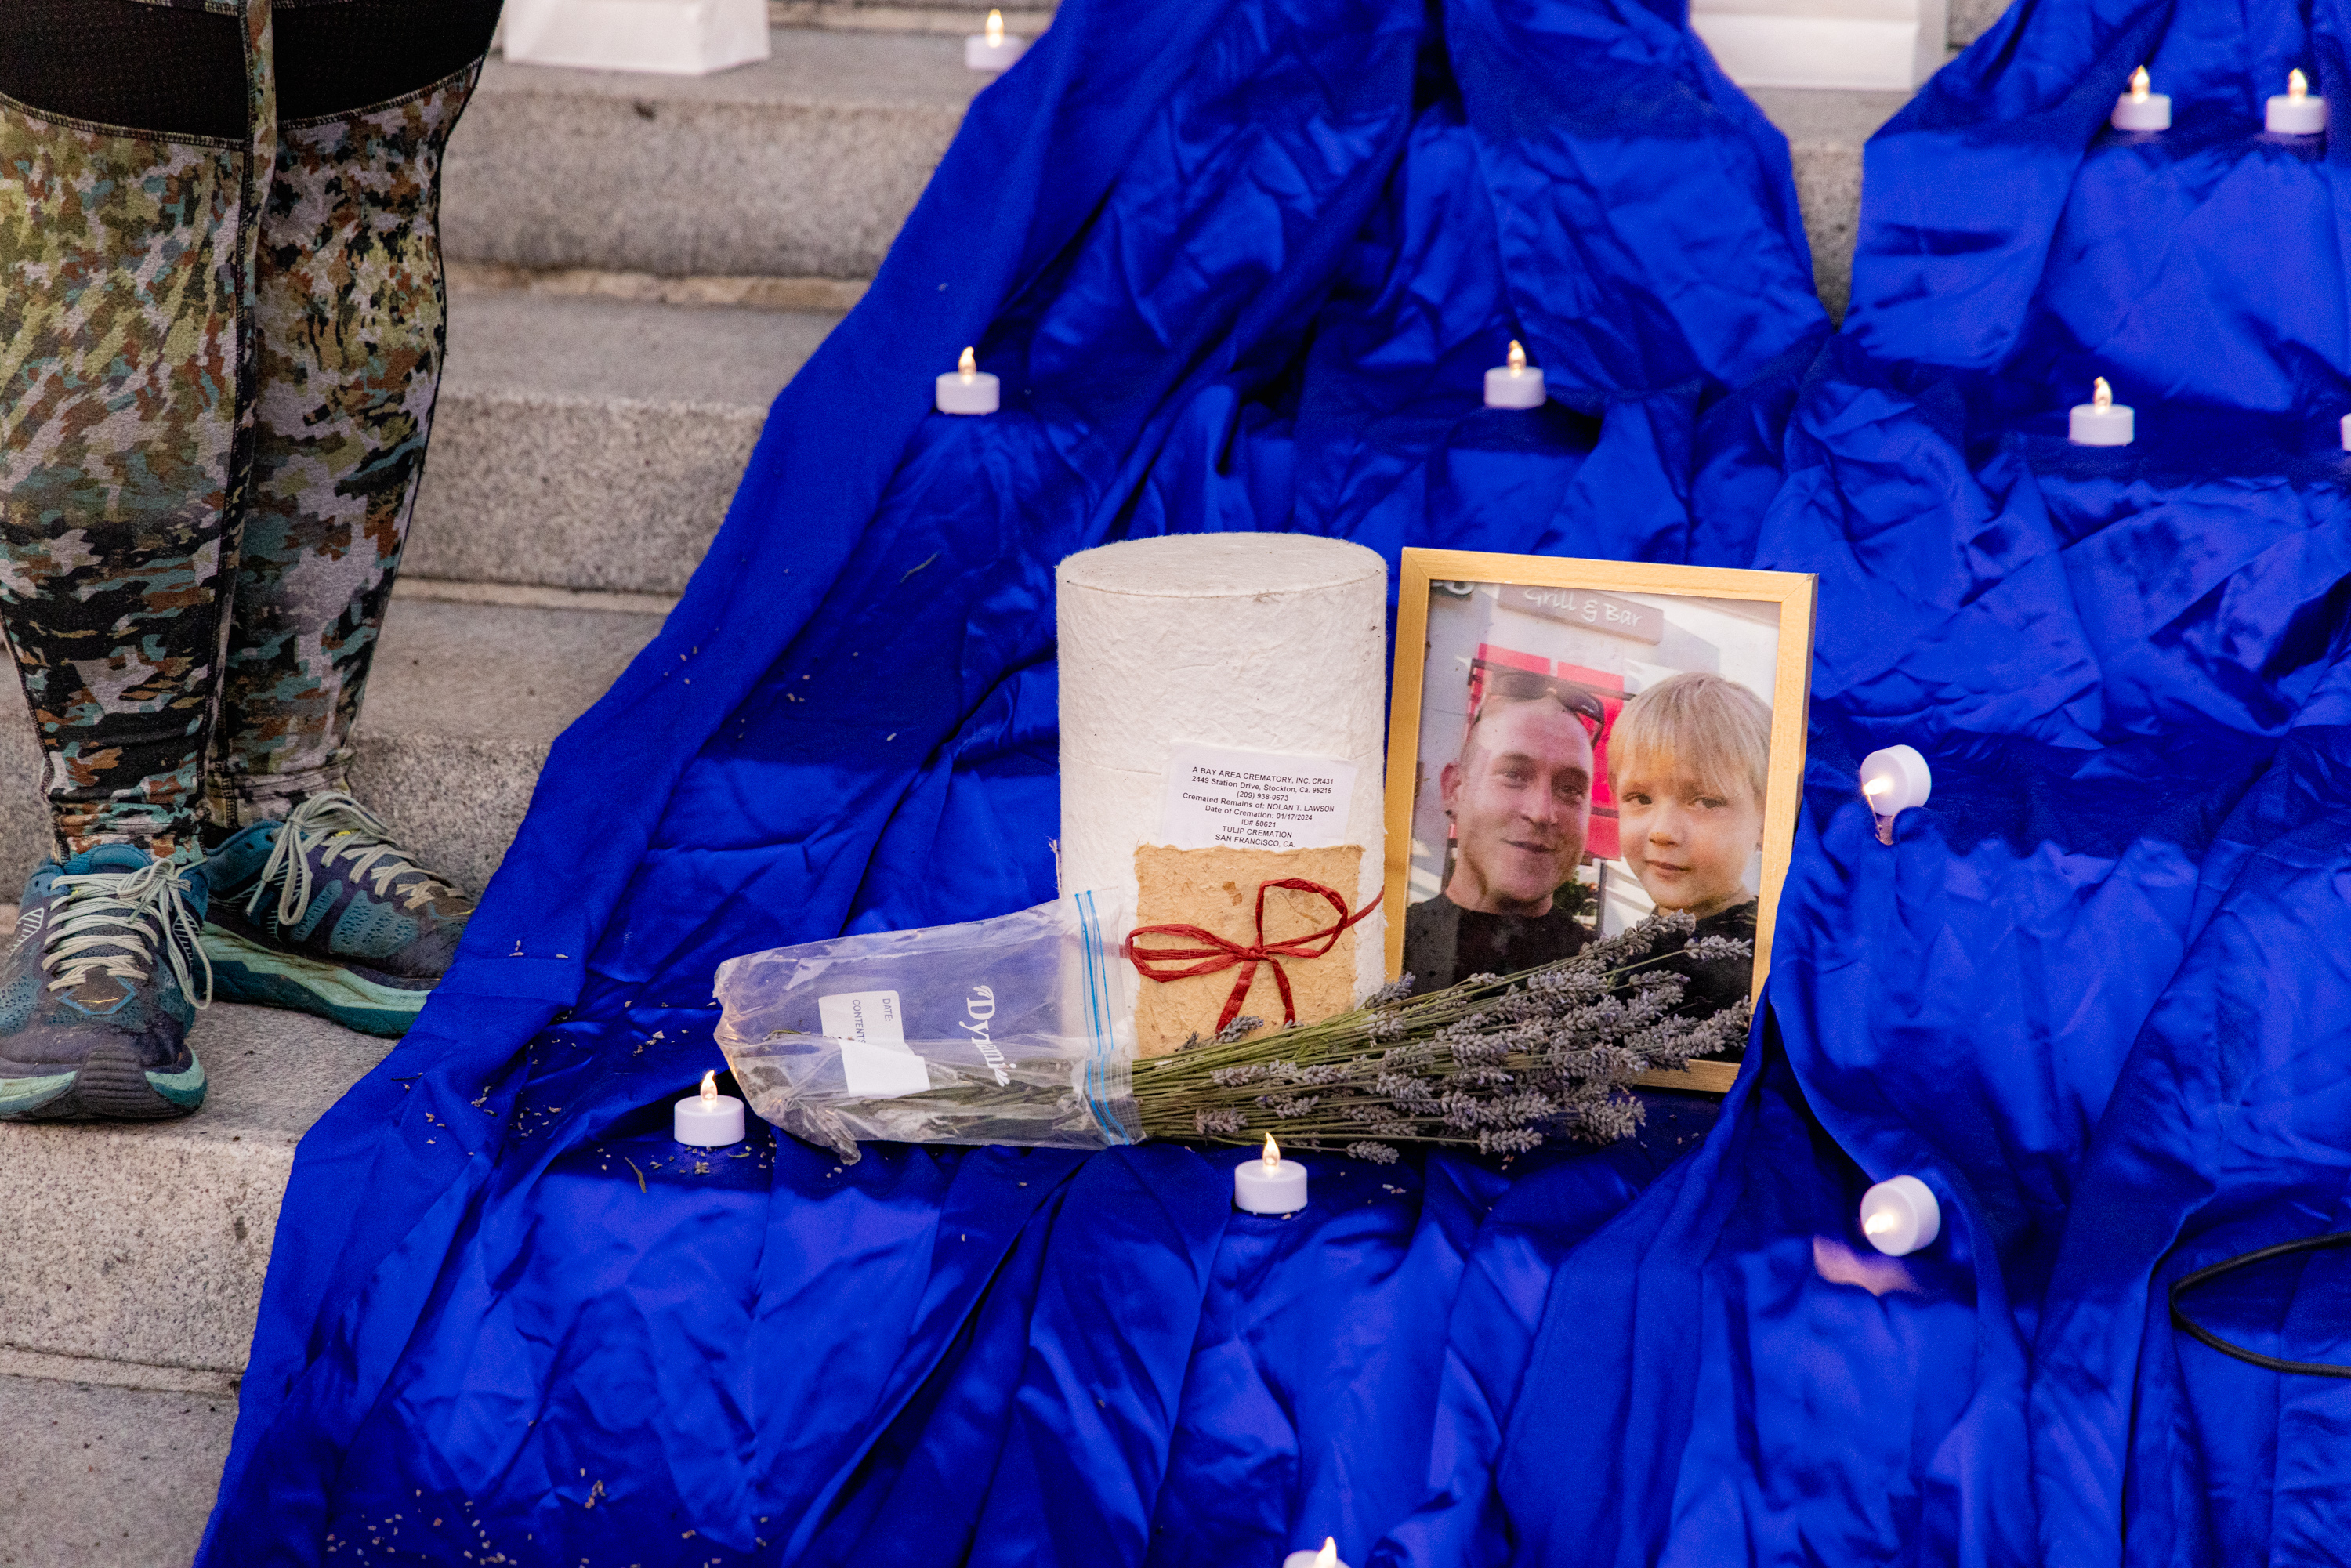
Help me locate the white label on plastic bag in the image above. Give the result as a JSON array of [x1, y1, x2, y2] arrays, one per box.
[[1161, 743, 1358, 853], [820, 990, 929, 1099]]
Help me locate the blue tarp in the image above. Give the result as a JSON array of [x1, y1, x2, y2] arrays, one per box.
[[197, 0, 2351, 1561]]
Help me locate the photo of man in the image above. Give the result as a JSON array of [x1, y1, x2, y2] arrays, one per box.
[[1400, 576, 1786, 1016], [1402, 671, 1604, 992]]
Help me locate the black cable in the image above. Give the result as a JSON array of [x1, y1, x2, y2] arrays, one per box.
[[2168, 1229, 2351, 1378]]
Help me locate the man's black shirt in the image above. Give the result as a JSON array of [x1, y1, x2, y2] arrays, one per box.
[[1401, 891, 1592, 995]]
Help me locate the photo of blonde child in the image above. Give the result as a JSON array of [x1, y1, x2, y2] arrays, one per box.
[[1607, 672, 1771, 1028]]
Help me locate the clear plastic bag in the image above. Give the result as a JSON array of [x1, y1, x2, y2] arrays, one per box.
[[713, 889, 1142, 1163]]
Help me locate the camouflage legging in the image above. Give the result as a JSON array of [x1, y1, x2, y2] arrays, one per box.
[[0, 0, 501, 856]]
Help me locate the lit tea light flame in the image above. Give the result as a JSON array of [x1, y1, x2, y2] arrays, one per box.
[[1315, 1538, 1339, 1568], [1263, 1133, 1282, 1169], [2129, 65, 2150, 102], [2291, 68, 2309, 100], [986, 8, 1004, 45], [958, 346, 977, 377], [1861, 775, 1890, 797], [1863, 1209, 1900, 1240], [700, 1069, 719, 1105], [2092, 375, 2112, 411], [1506, 339, 1527, 372]]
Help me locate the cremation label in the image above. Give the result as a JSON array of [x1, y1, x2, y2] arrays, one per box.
[[819, 990, 929, 1099], [1161, 744, 1358, 853]]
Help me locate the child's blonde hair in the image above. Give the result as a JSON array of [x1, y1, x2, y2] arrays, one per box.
[[1606, 672, 1770, 809]]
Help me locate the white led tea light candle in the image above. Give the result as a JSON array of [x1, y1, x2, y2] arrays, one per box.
[[1483, 339, 1546, 409], [1860, 1175, 1941, 1257], [2269, 69, 2327, 134], [675, 1069, 745, 1147], [2340, 411, 2350, 451], [1283, 1538, 1349, 1568], [2111, 66, 2171, 131], [1235, 1134, 1308, 1215], [1858, 744, 1932, 845], [2069, 376, 2133, 446], [965, 9, 1027, 71], [936, 346, 1002, 415]]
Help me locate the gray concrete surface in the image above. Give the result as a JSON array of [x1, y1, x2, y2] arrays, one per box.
[[444, 30, 974, 278], [1751, 86, 1912, 320], [444, 27, 1913, 324], [348, 597, 668, 890], [770, 0, 1055, 31], [0, 1007, 389, 1379], [0, 598, 665, 896], [763, 0, 1990, 48], [408, 291, 836, 596], [0, 1374, 233, 1568], [1948, 0, 2005, 46]]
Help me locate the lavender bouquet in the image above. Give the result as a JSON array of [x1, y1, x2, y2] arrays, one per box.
[[717, 900, 1750, 1164], [1133, 911, 1751, 1163]]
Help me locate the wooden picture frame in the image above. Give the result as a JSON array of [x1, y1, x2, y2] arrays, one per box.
[[1383, 549, 1817, 1095]]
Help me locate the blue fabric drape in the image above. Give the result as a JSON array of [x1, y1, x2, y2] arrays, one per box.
[[198, 0, 2351, 1555], [1473, 0, 2351, 1563], [199, 0, 1824, 1561]]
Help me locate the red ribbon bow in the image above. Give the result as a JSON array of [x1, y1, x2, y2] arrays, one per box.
[[1125, 878, 1385, 1034]]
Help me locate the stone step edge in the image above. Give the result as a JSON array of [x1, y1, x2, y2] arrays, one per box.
[[390, 576, 683, 618], [447, 260, 867, 317], [766, 0, 1055, 34], [765, 0, 1997, 48], [0, 1344, 240, 1400]]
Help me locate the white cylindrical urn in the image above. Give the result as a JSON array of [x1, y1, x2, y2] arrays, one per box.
[[1056, 534, 1388, 1000]]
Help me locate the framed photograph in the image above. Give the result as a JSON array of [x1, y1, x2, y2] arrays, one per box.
[[1382, 550, 1817, 1094]]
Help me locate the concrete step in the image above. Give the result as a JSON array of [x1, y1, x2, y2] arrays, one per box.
[[444, 29, 977, 281], [766, 0, 1055, 33], [1747, 85, 1911, 321], [763, 0, 2002, 47], [440, 27, 1914, 321], [0, 596, 661, 1380], [0, 1373, 233, 1567], [406, 289, 835, 597], [0, 596, 664, 1567], [0, 1005, 386, 1392], [0, 596, 665, 896]]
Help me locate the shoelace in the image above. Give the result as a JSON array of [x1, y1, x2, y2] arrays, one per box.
[[248, 791, 458, 929], [43, 856, 213, 1006]]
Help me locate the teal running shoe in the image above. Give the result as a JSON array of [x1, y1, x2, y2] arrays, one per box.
[[201, 791, 475, 1038], [0, 846, 211, 1121]]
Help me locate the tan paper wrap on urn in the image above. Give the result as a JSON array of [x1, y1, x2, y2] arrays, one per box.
[[1057, 534, 1387, 1054]]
